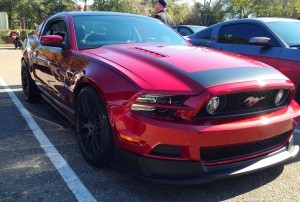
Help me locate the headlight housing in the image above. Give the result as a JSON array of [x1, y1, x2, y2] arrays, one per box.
[[131, 94, 188, 119]]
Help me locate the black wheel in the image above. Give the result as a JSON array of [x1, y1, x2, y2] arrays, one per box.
[[294, 85, 300, 103], [76, 87, 114, 166], [21, 60, 38, 102]]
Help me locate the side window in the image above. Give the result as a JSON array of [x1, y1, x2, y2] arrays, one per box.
[[35, 21, 45, 38], [218, 23, 275, 45], [178, 28, 192, 36], [195, 28, 212, 39], [42, 20, 67, 41]]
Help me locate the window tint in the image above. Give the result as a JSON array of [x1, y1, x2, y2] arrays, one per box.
[[73, 15, 188, 50], [178, 28, 193, 36], [218, 23, 275, 45], [42, 20, 67, 40], [267, 21, 300, 46], [173, 26, 179, 32], [195, 28, 212, 39]]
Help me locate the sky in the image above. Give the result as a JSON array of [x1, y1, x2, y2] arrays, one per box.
[[179, 0, 204, 6]]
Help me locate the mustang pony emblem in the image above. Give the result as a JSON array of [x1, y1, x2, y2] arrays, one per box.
[[244, 96, 266, 107]]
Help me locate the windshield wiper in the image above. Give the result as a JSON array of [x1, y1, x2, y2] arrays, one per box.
[[290, 45, 300, 49]]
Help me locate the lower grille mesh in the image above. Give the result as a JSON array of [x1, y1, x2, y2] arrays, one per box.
[[200, 131, 290, 163]]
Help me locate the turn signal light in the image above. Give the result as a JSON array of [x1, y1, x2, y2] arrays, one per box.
[[120, 133, 140, 144]]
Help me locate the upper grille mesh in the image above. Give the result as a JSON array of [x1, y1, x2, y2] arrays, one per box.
[[197, 89, 290, 118]]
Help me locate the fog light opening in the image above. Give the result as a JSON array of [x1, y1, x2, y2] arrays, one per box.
[[206, 96, 220, 115], [274, 89, 289, 106], [151, 144, 181, 157]]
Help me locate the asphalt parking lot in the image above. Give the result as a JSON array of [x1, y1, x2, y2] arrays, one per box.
[[0, 45, 300, 201]]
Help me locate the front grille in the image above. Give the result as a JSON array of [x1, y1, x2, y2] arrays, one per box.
[[200, 131, 290, 163], [197, 89, 291, 118]]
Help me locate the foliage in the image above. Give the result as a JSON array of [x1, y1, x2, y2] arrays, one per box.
[[0, 0, 300, 42], [183, 0, 225, 26], [91, 0, 191, 25], [170, 1, 192, 24], [92, 0, 150, 15], [0, 29, 11, 43], [223, 0, 300, 18], [0, 29, 34, 43], [41, 0, 75, 17], [0, 0, 75, 29]]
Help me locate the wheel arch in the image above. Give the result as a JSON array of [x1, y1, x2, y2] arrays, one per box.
[[73, 80, 107, 109]]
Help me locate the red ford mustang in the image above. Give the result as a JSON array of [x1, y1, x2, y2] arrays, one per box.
[[22, 12, 300, 184]]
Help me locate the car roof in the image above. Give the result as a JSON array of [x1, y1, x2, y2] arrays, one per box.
[[252, 17, 300, 23], [221, 17, 299, 24], [53, 11, 151, 19], [174, 25, 206, 28]]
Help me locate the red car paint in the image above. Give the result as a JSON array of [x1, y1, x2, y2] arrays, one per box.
[[22, 12, 300, 184]]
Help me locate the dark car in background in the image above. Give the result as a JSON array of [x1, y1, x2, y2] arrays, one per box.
[[187, 18, 300, 102], [173, 25, 206, 36]]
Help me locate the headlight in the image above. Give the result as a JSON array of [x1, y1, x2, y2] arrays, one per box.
[[131, 94, 187, 115], [206, 97, 220, 115], [274, 89, 289, 106]]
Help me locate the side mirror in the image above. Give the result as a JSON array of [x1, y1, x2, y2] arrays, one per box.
[[249, 37, 271, 46], [41, 35, 65, 48]]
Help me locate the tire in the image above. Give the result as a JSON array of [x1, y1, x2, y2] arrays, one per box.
[[295, 85, 300, 104], [75, 87, 114, 166], [21, 60, 38, 102]]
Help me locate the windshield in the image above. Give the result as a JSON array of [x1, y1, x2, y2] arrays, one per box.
[[189, 26, 206, 33], [267, 21, 300, 47], [73, 15, 188, 50]]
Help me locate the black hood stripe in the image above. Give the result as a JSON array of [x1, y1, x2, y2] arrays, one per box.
[[188, 67, 287, 87]]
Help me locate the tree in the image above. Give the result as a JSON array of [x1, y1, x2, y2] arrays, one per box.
[[172, 2, 192, 24], [15, 0, 44, 29], [41, 0, 75, 17], [91, 0, 191, 25], [184, 0, 225, 26], [91, 0, 147, 14], [223, 0, 300, 19], [0, 0, 20, 29]]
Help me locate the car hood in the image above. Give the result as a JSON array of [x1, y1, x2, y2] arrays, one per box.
[[83, 44, 287, 94]]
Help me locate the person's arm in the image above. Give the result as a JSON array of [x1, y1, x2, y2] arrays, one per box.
[[154, 14, 162, 21]]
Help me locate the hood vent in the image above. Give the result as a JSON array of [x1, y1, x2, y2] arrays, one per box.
[[131, 47, 168, 58]]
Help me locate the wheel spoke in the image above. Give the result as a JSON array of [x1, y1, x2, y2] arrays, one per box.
[[82, 97, 93, 116], [90, 131, 101, 154]]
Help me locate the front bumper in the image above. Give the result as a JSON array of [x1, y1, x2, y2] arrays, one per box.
[[112, 134, 299, 184]]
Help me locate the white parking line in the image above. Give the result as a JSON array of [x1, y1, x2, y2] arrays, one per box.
[[0, 76, 96, 202]]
